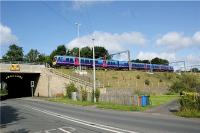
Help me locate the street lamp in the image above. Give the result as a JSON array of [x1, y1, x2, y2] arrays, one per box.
[[75, 22, 81, 71], [92, 38, 96, 103]]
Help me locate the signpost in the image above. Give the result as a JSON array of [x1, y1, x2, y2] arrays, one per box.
[[31, 81, 34, 97]]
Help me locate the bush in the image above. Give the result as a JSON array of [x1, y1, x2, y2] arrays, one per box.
[[136, 75, 140, 79], [0, 88, 8, 95], [144, 79, 150, 86], [169, 81, 188, 93], [95, 88, 100, 102], [159, 79, 163, 82], [81, 88, 88, 101], [92, 88, 100, 102], [66, 83, 77, 99], [169, 74, 200, 93], [180, 92, 200, 111]]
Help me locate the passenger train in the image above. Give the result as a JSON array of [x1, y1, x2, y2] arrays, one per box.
[[53, 55, 174, 72]]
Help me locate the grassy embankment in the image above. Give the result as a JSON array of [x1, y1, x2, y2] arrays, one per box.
[[56, 68, 180, 94]]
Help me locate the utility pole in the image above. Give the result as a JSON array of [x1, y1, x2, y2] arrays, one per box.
[[75, 23, 81, 71], [92, 38, 96, 103]]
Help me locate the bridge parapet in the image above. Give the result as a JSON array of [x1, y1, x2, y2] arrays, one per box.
[[0, 63, 45, 73]]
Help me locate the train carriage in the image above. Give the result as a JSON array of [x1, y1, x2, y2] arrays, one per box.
[[53, 55, 174, 72]]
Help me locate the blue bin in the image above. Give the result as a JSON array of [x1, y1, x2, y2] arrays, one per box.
[[141, 95, 150, 106], [141, 96, 147, 106]]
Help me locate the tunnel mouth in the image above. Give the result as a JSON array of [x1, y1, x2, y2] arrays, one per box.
[[1, 72, 40, 99]]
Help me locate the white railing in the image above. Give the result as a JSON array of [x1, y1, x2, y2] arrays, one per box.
[[49, 69, 104, 88]]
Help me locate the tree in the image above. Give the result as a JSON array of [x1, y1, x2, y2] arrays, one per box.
[[50, 45, 67, 61], [191, 68, 199, 72], [56, 45, 66, 55], [151, 57, 169, 65], [25, 49, 40, 62], [70, 47, 79, 56], [38, 54, 46, 62], [94, 46, 109, 59], [80, 46, 92, 58], [3, 44, 24, 61]]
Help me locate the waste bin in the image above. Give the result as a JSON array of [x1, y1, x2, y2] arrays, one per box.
[[141, 95, 150, 106], [141, 96, 147, 106], [71, 92, 77, 101], [133, 95, 138, 106], [138, 96, 142, 106]]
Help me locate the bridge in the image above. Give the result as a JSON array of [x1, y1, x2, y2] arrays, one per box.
[[0, 63, 103, 99]]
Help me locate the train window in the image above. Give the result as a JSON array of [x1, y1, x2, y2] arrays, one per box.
[[81, 59, 84, 63], [70, 58, 74, 63], [85, 59, 89, 63], [66, 58, 69, 62]]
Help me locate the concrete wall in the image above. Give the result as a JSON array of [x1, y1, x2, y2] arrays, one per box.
[[0, 63, 45, 73], [35, 69, 93, 97]]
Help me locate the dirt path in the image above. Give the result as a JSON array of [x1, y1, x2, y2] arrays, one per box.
[[145, 99, 180, 115]]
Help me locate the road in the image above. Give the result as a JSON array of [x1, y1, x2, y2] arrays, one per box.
[[1, 98, 200, 133]]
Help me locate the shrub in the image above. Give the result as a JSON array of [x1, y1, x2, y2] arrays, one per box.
[[169, 81, 188, 93], [0, 88, 8, 95], [144, 79, 150, 86], [95, 88, 100, 102], [112, 76, 118, 79], [159, 79, 163, 82], [136, 75, 140, 79], [66, 83, 77, 99], [169, 74, 200, 93], [92, 88, 100, 102], [180, 92, 200, 111], [81, 88, 88, 101]]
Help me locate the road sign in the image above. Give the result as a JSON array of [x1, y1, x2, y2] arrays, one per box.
[[31, 81, 34, 88]]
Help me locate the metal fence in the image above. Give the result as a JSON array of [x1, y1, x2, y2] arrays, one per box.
[[99, 88, 135, 105]]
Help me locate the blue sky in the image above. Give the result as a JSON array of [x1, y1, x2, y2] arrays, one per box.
[[1, 1, 200, 68]]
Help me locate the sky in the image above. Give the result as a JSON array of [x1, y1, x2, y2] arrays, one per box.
[[0, 1, 200, 69]]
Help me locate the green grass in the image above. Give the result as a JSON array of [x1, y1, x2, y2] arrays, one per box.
[[175, 110, 200, 118], [47, 95, 178, 112], [150, 95, 178, 107], [0, 93, 7, 96], [48, 97, 95, 106]]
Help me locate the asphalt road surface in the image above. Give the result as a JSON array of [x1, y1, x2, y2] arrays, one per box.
[[1, 98, 200, 133]]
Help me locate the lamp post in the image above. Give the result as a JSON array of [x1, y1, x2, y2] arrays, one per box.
[[75, 23, 81, 71], [92, 38, 96, 103]]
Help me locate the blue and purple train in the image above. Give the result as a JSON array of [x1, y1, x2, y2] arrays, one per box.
[[53, 55, 174, 72]]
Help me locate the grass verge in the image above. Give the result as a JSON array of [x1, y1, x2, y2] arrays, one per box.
[[175, 110, 200, 118], [47, 95, 178, 112]]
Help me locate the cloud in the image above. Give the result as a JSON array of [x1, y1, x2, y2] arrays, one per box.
[[66, 31, 147, 53], [71, 1, 111, 10], [156, 31, 200, 50], [0, 23, 17, 45], [193, 31, 200, 45], [136, 51, 176, 61]]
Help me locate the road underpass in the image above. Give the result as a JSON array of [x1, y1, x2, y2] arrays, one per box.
[[0, 72, 40, 99]]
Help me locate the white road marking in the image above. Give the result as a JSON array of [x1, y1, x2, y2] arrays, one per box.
[[23, 105, 138, 133], [45, 128, 57, 133], [58, 128, 71, 133], [34, 126, 75, 133], [58, 126, 76, 133]]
